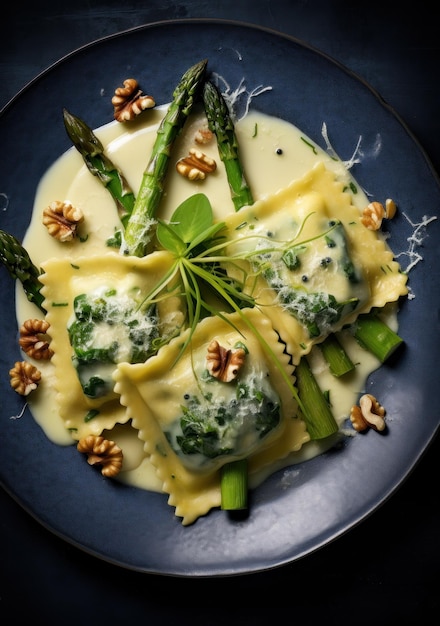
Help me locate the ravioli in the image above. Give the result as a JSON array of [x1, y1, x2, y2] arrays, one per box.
[[16, 102, 411, 527], [224, 162, 408, 359], [40, 250, 182, 439], [114, 309, 309, 525]]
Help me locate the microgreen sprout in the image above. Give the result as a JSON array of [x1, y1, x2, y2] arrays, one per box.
[[134, 194, 336, 419]]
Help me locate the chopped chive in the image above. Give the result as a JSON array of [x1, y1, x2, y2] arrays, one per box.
[[84, 409, 100, 423], [234, 341, 249, 353], [300, 136, 318, 154]]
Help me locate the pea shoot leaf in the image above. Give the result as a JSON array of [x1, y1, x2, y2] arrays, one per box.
[[156, 220, 186, 254], [166, 193, 212, 241]]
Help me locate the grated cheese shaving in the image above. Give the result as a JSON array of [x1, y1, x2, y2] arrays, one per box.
[[10, 402, 28, 420], [320, 122, 382, 170], [397, 213, 438, 274], [319, 121, 438, 298], [212, 73, 273, 121]]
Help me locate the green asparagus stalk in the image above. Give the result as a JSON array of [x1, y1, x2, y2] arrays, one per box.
[[221, 459, 248, 510], [202, 80, 254, 211], [201, 79, 337, 499], [63, 108, 135, 227], [200, 79, 350, 406], [0, 229, 45, 312], [295, 356, 338, 440], [202, 81, 338, 433], [354, 312, 403, 362], [201, 83, 255, 508], [319, 333, 355, 377], [124, 59, 208, 257]]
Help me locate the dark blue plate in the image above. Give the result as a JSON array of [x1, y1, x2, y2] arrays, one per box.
[[1, 19, 439, 576]]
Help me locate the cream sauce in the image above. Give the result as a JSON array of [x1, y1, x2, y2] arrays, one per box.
[[17, 105, 391, 493]]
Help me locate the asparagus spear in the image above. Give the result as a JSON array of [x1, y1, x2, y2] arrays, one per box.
[[124, 59, 208, 257], [221, 459, 248, 510], [319, 333, 355, 377], [63, 108, 135, 227], [202, 81, 256, 508], [354, 312, 403, 362], [202, 80, 254, 211], [295, 356, 338, 440], [202, 83, 338, 433], [202, 80, 338, 502], [202, 83, 403, 380], [0, 229, 45, 312]]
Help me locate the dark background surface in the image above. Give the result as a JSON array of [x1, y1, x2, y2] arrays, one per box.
[[1, 2, 439, 623]]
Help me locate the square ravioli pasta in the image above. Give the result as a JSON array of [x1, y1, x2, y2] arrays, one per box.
[[224, 162, 408, 360], [40, 250, 183, 440], [114, 309, 309, 525]]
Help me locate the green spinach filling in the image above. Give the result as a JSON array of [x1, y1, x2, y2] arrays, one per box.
[[165, 373, 281, 468], [256, 219, 364, 337], [68, 286, 161, 398]]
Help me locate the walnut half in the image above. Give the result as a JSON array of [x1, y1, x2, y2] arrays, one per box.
[[42, 200, 84, 242], [350, 393, 386, 432], [206, 340, 246, 383], [77, 435, 123, 477], [176, 148, 217, 181], [361, 198, 397, 230], [9, 361, 41, 396], [19, 319, 53, 360], [112, 78, 155, 122], [361, 201, 386, 230], [194, 126, 214, 145]]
